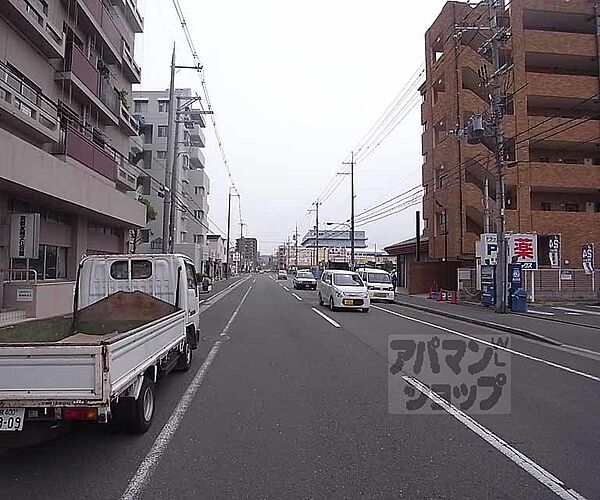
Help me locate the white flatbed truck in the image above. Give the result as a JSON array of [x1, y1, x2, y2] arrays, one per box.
[[0, 254, 202, 437]]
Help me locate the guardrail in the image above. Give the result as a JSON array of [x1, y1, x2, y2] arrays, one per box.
[[4, 269, 38, 283]]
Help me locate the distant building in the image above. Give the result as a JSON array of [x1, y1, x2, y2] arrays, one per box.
[[132, 88, 210, 271], [301, 230, 367, 249], [236, 237, 258, 271], [206, 235, 225, 279]]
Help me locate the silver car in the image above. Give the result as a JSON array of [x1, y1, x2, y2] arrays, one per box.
[[318, 270, 370, 313]]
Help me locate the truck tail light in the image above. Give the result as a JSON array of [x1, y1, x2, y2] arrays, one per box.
[[62, 407, 98, 421]]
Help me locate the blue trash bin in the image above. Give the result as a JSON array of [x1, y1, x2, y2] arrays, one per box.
[[512, 288, 528, 313]]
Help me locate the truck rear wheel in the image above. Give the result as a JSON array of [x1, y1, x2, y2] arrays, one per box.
[[132, 376, 155, 433], [175, 340, 192, 372]]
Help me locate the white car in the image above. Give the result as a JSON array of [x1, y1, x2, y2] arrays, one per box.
[[318, 269, 370, 313], [277, 270, 288, 280], [357, 268, 395, 303]]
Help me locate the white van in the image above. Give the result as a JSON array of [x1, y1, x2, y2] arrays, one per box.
[[357, 268, 395, 303]]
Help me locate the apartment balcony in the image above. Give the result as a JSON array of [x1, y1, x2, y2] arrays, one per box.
[[118, 101, 140, 136], [188, 147, 205, 169], [529, 162, 600, 190], [527, 72, 598, 100], [0, 60, 59, 144], [61, 0, 121, 63], [109, 0, 143, 33], [526, 116, 600, 146], [530, 210, 600, 236], [525, 30, 597, 58], [121, 41, 141, 84], [0, 0, 65, 59], [115, 155, 138, 191], [56, 44, 119, 125], [54, 124, 121, 181], [130, 133, 143, 153]]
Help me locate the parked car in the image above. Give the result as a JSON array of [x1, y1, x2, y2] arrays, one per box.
[[357, 268, 395, 303], [318, 269, 370, 312], [293, 270, 317, 290], [277, 270, 288, 280]]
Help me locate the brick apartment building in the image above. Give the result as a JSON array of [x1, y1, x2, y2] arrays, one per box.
[[236, 237, 258, 272], [0, 0, 145, 319], [420, 0, 600, 269]]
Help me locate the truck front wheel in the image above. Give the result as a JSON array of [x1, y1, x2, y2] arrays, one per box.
[[132, 376, 155, 433]]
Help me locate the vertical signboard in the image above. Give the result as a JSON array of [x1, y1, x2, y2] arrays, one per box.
[[548, 234, 561, 268], [9, 214, 40, 259], [582, 243, 594, 275]]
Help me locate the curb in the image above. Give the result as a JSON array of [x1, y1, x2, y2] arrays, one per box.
[[512, 311, 600, 332], [393, 300, 562, 346]]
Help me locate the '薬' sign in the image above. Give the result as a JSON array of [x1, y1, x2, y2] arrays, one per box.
[[508, 234, 538, 270]]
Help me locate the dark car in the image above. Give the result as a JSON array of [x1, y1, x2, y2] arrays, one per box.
[[293, 270, 317, 290]]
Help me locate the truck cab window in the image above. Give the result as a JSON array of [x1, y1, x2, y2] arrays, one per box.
[[132, 260, 152, 279], [185, 263, 197, 290], [110, 261, 129, 280]]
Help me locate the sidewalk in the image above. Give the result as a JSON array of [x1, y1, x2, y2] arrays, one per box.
[[393, 293, 600, 353]]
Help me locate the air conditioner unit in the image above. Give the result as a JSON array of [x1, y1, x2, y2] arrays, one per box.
[[586, 202, 595, 213], [584, 157, 593, 166]]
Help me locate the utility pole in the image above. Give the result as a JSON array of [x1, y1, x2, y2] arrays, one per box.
[[310, 201, 321, 268], [225, 189, 232, 278], [162, 44, 176, 253], [416, 210, 421, 262], [168, 95, 181, 253], [342, 152, 356, 270], [491, 0, 508, 314], [295, 224, 299, 269], [484, 177, 491, 233], [239, 222, 245, 273]]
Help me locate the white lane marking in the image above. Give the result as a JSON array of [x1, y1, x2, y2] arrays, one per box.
[[202, 277, 250, 306], [588, 305, 600, 310], [292, 293, 303, 301], [253, 279, 256, 283], [373, 305, 600, 383], [403, 376, 587, 500], [565, 312, 582, 316], [283, 286, 290, 291], [553, 307, 600, 317], [528, 310, 555, 316], [311, 307, 341, 328], [121, 286, 253, 500]]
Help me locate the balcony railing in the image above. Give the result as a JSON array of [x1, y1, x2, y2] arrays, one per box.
[[122, 40, 141, 83], [0, 59, 59, 140]]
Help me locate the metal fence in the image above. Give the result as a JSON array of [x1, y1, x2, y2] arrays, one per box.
[[457, 268, 480, 303], [523, 269, 599, 302]]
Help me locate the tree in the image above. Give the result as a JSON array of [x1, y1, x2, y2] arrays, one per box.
[[130, 197, 157, 253]]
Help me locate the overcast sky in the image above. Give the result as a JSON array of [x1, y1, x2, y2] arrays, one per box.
[[135, 0, 448, 254]]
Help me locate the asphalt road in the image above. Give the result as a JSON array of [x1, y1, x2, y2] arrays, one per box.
[[1, 273, 599, 499]]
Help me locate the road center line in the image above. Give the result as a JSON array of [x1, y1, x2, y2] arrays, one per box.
[[283, 286, 290, 291], [121, 286, 253, 500], [373, 306, 600, 383], [528, 310, 555, 316], [403, 376, 587, 500], [311, 307, 341, 328], [292, 293, 303, 301]]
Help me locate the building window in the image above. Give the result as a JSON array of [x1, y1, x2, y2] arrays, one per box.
[[194, 186, 204, 195], [157, 150, 167, 160], [564, 203, 579, 212], [181, 155, 189, 168], [437, 172, 449, 189], [423, 218, 429, 229], [157, 125, 168, 138], [158, 100, 169, 113], [10, 245, 68, 280], [180, 232, 186, 242], [193, 234, 203, 244], [194, 210, 203, 219], [139, 229, 150, 243], [541, 202, 552, 211], [141, 124, 153, 144], [184, 130, 190, 144], [142, 150, 152, 169], [134, 100, 148, 114]]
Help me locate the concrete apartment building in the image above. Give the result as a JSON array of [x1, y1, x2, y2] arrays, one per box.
[[0, 0, 146, 319], [420, 0, 600, 270], [132, 88, 209, 270], [236, 237, 258, 271]]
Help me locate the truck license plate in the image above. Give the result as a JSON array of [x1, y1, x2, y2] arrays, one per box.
[[0, 408, 25, 431]]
